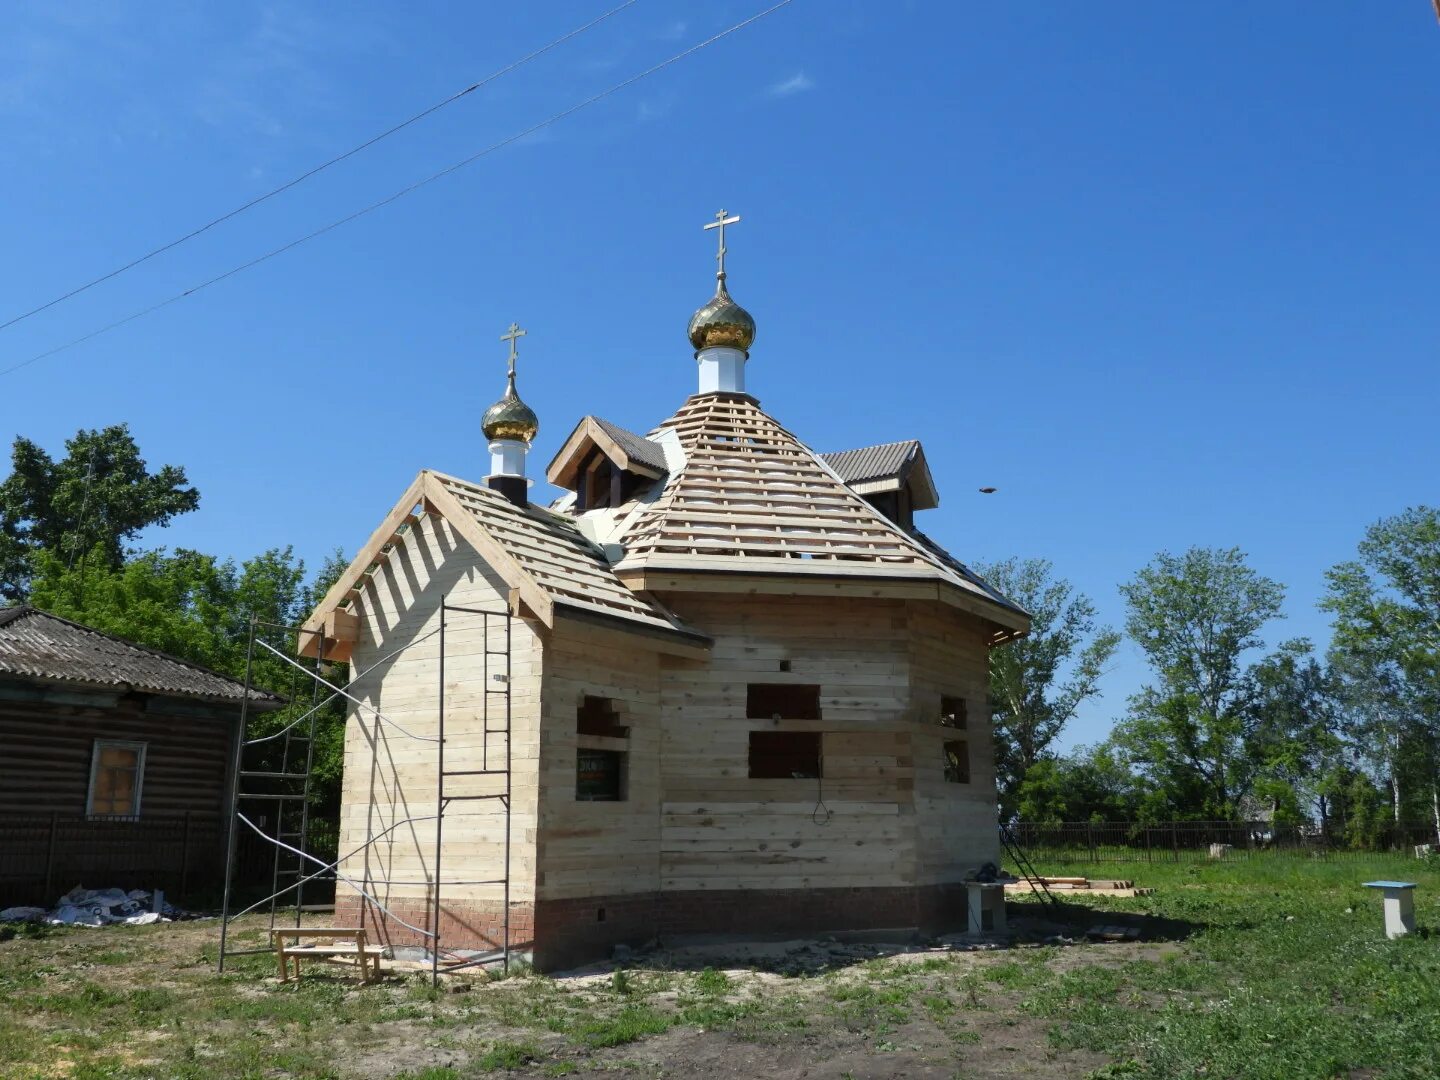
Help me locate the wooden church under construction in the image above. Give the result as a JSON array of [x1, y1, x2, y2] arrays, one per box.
[[301, 212, 1029, 970]]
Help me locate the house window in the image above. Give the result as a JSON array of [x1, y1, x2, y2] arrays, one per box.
[[941, 696, 967, 729], [577, 695, 628, 738], [88, 740, 146, 817], [943, 740, 970, 784], [746, 683, 821, 720], [749, 731, 822, 779], [576, 749, 626, 801]]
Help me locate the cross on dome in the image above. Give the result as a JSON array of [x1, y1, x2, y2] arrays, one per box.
[[482, 321, 539, 445], [704, 209, 740, 282], [501, 321, 526, 377], [687, 208, 756, 359]]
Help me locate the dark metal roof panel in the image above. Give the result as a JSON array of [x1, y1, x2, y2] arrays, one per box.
[[591, 416, 668, 474], [819, 440, 919, 485], [0, 606, 281, 704]]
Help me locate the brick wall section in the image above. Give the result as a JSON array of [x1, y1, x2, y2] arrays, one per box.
[[334, 895, 536, 956], [337, 884, 971, 971]]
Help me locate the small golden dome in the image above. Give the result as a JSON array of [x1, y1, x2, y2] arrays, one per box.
[[688, 279, 756, 353], [482, 373, 539, 443]]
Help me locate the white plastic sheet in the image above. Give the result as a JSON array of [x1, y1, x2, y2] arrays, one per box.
[[0, 886, 182, 928]]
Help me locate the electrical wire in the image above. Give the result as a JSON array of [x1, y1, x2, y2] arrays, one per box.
[[0, 1, 640, 336], [0, 0, 796, 379]]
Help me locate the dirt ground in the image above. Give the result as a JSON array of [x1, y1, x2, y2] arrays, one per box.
[[0, 907, 1178, 1079]]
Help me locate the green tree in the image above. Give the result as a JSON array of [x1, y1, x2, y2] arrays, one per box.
[[1014, 744, 1144, 824], [28, 546, 235, 669], [1323, 506, 1440, 836], [1112, 547, 1286, 819], [1242, 639, 1343, 826], [0, 424, 199, 601], [976, 557, 1119, 809]]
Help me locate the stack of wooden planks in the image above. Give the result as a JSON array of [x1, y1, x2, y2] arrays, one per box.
[[1004, 875, 1153, 897]]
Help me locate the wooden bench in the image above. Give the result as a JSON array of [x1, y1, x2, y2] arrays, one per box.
[[270, 927, 384, 983]]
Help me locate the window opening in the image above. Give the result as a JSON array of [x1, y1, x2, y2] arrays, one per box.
[[941, 696, 968, 729], [576, 749, 626, 801], [577, 695, 628, 738], [943, 740, 970, 784], [749, 731, 822, 779], [746, 683, 821, 720], [88, 740, 146, 816]]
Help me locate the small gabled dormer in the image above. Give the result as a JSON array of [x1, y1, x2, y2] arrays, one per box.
[[819, 440, 938, 531], [547, 416, 668, 512]]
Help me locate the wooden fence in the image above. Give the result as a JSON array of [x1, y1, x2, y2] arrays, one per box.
[[0, 813, 338, 908]]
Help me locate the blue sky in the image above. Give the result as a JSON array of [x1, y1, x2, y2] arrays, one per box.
[[2, 2, 1437, 750]]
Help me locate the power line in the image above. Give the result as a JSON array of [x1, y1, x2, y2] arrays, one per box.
[[0, 0, 795, 380], [0, 0, 640, 336]]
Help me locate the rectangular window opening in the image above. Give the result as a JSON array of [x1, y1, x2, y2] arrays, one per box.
[[746, 683, 821, 721], [576, 748, 627, 801], [88, 740, 146, 817], [749, 731, 822, 779], [941, 696, 968, 729], [943, 740, 971, 784]]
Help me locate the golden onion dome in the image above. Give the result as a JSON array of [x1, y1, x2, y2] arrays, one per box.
[[481, 372, 539, 443], [688, 279, 756, 353]]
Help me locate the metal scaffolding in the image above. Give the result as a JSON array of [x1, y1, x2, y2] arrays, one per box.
[[217, 599, 514, 984]]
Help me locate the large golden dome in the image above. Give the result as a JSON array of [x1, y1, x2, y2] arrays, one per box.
[[482, 373, 539, 443], [688, 279, 756, 354]]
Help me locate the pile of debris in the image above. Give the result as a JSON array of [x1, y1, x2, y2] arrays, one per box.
[[1005, 876, 1154, 897], [0, 886, 190, 928]]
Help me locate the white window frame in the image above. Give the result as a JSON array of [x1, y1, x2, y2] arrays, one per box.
[[87, 739, 147, 818]]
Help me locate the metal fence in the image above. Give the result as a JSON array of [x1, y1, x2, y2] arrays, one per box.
[[0, 813, 339, 908], [1011, 820, 1439, 865]]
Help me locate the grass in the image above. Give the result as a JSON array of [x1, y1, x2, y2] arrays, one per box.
[[1010, 856, 1440, 1079], [2, 858, 1438, 1077]]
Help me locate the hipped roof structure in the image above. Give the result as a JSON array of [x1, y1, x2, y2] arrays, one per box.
[[604, 393, 1026, 641]]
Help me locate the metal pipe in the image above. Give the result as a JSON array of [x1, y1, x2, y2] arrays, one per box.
[[433, 595, 447, 989], [218, 617, 257, 973], [503, 610, 512, 973], [294, 633, 323, 926]]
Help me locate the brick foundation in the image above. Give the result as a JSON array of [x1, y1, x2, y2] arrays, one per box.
[[334, 894, 536, 957], [339, 884, 972, 972]]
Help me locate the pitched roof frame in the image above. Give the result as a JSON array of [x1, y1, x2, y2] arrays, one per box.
[[303, 470, 709, 655], [820, 440, 939, 511], [546, 416, 667, 490]]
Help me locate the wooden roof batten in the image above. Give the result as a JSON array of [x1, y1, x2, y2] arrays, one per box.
[[300, 470, 709, 661], [610, 392, 1028, 636]]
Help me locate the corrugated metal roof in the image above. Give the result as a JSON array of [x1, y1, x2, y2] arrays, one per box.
[[591, 416, 668, 474], [0, 606, 282, 704], [819, 440, 920, 485]]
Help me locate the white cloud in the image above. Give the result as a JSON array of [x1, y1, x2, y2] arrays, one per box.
[[768, 71, 814, 98]]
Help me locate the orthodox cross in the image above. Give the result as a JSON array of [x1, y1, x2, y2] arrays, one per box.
[[703, 208, 740, 279], [500, 321, 526, 377]]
